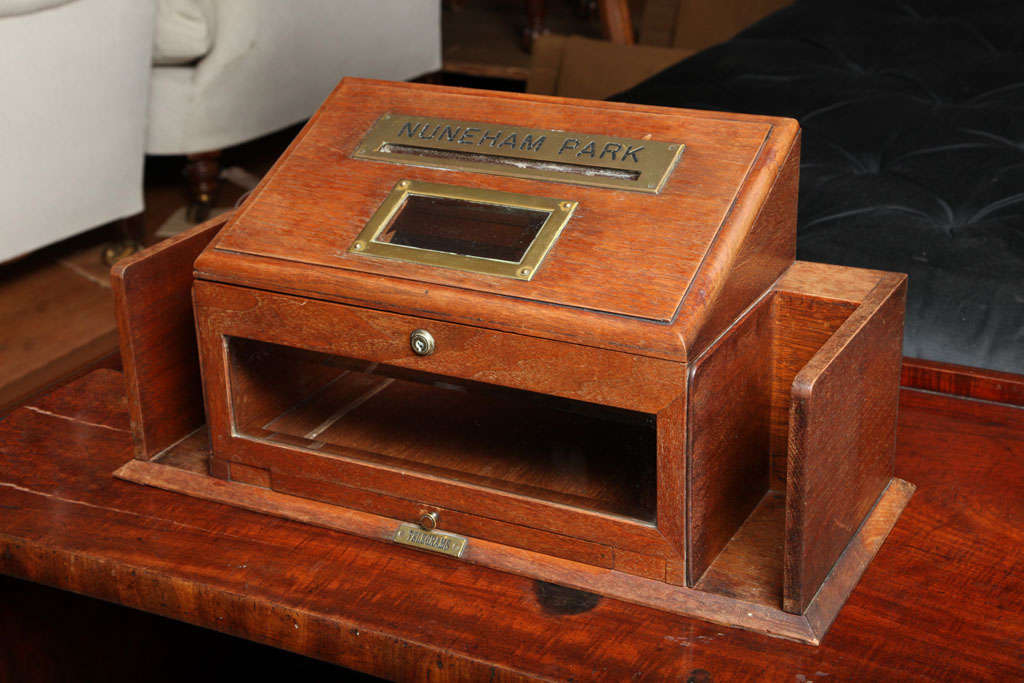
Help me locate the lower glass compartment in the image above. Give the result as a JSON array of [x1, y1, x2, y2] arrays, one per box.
[[227, 338, 657, 522]]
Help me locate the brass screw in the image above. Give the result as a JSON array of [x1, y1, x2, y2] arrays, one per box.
[[352, 241, 365, 251], [559, 201, 573, 211], [519, 267, 531, 277], [398, 180, 410, 189]]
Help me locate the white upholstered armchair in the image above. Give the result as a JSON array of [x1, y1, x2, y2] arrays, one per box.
[[0, 0, 155, 263], [148, 0, 443, 219], [0, 0, 442, 261]]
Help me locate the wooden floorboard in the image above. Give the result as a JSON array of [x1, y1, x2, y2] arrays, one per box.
[[0, 259, 118, 414], [0, 133, 286, 417]]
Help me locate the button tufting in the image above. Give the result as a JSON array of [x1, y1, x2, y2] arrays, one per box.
[[615, 0, 1024, 373]]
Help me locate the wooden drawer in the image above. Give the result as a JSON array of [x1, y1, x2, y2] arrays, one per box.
[[193, 280, 683, 413]]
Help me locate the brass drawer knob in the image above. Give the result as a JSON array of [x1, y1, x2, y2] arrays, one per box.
[[410, 329, 435, 356], [418, 511, 439, 530]]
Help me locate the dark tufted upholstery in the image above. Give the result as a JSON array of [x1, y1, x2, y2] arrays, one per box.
[[615, 0, 1024, 373]]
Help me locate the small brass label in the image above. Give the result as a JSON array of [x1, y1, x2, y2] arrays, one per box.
[[393, 522, 468, 558], [353, 114, 684, 193]]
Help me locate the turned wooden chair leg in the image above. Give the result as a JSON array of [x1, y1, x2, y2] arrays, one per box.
[[599, 0, 635, 44], [184, 150, 222, 223], [101, 212, 147, 266]]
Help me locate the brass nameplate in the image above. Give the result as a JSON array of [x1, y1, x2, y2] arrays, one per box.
[[393, 522, 468, 558], [353, 114, 684, 193]]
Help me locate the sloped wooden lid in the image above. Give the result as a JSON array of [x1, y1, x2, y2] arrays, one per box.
[[196, 79, 799, 360]]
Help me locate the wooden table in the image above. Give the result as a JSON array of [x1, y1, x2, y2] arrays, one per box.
[[1, 367, 1021, 680]]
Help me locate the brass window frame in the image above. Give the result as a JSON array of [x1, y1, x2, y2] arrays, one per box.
[[348, 179, 576, 281]]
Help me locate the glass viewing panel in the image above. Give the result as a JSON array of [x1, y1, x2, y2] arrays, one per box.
[[227, 337, 657, 522], [376, 195, 546, 263], [348, 180, 576, 280]]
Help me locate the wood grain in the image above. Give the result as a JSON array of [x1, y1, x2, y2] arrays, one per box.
[[901, 357, 1024, 406], [679, 125, 799, 358], [111, 214, 229, 460], [120, 187, 908, 630], [768, 291, 857, 488], [239, 368, 660, 522], [769, 261, 899, 488], [194, 280, 684, 413], [694, 492, 784, 606], [195, 78, 800, 361], [784, 275, 906, 613], [686, 294, 772, 584], [0, 259, 118, 414], [5, 369, 1019, 678], [106, 80, 916, 651]]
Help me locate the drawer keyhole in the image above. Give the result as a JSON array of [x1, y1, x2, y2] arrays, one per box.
[[419, 511, 439, 530], [410, 329, 436, 356]]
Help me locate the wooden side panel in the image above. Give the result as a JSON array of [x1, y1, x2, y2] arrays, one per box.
[[768, 293, 856, 489], [768, 261, 897, 489], [656, 394, 687, 560], [111, 214, 230, 460], [686, 297, 772, 584], [680, 129, 799, 358], [784, 275, 906, 613]]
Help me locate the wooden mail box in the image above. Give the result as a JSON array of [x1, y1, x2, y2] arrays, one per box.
[[112, 79, 913, 645]]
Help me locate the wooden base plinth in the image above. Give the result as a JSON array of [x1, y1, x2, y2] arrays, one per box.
[[115, 442, 914, 646]]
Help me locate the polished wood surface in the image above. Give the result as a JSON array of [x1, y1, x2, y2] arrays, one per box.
[[902, 356, 1024, 407], [686, 293, 772, 584], [785, 274, 905, 613], [1, 369, 1020, 679], [248, 375, 658, 522], [681, 130, 799, 358], [111, 214, 227, 460], [184, 261, 904, 615], [109, 82, 905, 652], [0, 256, 118, 415], [0, 574, 367, 683], [117, 427, 909, 644], [112, 173, 904, 639], [194, 280, 684, 413], [196, 78, 799, 360], [191, 278, 686, 565]]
